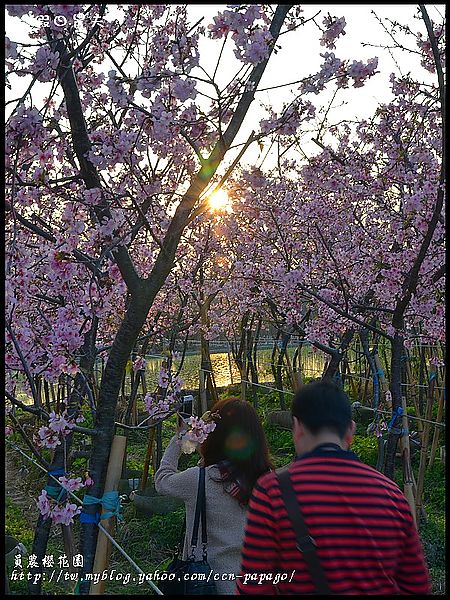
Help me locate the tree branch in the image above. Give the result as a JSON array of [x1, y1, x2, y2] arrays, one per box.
[[48, 31, 141, 292]]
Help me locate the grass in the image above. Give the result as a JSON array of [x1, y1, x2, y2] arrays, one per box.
[[5, 495, 70, 595]]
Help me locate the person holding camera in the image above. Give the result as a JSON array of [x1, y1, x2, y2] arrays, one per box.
[[155, 397, 273, 594]]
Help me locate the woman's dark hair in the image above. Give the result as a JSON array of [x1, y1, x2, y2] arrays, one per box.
[[200, 397, 273, 505]]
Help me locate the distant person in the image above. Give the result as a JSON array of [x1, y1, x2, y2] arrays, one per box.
[[155, 397, 273, 594], [237, 379, 431, 595]]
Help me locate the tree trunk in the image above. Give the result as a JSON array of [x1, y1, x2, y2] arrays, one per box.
[[28, 318, 98, 594], [322, 328, 354, 381], [276, 332, 290, 410], [359, 329, 380, 409], [78, 294, 155, 592], [383, 333, 404, 480]]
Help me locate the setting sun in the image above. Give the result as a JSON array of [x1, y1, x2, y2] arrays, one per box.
[[207, 188, 232, 212]]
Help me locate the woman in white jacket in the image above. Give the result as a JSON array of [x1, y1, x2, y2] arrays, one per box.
[[155, 397, 273, 594]]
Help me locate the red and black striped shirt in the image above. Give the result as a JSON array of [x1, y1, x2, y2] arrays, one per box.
[[237, 444, 431, 595]]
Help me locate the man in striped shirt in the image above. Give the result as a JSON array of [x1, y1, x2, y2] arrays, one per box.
[[237, 380, 431, 595]]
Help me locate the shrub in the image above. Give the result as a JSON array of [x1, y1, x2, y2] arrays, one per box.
[[350, 435, 379, 467]]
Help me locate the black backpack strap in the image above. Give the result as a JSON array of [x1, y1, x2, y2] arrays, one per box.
[[277, 468, 332, 595], [200, 467, 208, 558], [191, 466, 207, 555]]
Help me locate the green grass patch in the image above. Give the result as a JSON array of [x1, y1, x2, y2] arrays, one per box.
[[6, 496, 68, 595], [423, 462, 446, 512], [5, 496, 34, 550], [349, 435, 379, 467]]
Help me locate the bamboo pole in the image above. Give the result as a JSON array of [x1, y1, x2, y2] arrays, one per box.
[[227, 347, 234, 385], [415, 365, 437, 524], [90, 435, 127, 595], [199, 369, 208, 414], [428, 372, 445, 468], [405, 360, 423, 433], [241, 331, 248, 403], [140, 425, 156, 492], [374, 354, 389, 399], [381, 341, 390, 382], [374, 353, 389, 472], [240, 365, 247, 403], [35, 376, 42, 409], [361, 364, 370, 404], [346, 360, 358, 399], [399, 395, 417, 528], [49, 382, 56, 409]]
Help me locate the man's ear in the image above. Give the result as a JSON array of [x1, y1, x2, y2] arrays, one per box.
[[292, 416, 304, 439], [345, 420, 357, 448]]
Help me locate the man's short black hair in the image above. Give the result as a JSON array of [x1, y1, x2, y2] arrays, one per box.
[[291, 379, 352, 438]]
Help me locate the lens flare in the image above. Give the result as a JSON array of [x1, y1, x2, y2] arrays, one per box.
[[207, 189, 232, 212], [225, 430, 255, 460]]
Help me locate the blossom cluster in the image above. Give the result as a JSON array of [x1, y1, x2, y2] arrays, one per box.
[[34, 411, 84, 450], [320, 15, 346, 49], [132, 356, 147, 372], [208, 5, 272, 65], [178, 416, 217, 454], [144, 366, 184, 420], [300, 53, 378, 94], [37, 474, 93, 525]]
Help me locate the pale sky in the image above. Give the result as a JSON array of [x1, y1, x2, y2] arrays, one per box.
[[5, 4, 445, 168]]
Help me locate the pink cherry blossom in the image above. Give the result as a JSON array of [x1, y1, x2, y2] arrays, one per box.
[[320, 15, 346, 49], [132, 356, 147, 371], [178, 416, 217, 453], [58, 476, 84, 493], [37, 490, 52, 518], [50, 502, 82, 526]]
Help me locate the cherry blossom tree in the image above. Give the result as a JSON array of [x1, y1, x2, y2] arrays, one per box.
[[220, 5, 445, 478], [5, 3, 296, 591], [5, 3, 444, 593]]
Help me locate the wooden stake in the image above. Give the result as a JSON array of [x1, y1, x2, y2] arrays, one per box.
[[90, 435, 127, 595], [415, 366, 436, 524], [399, 395, 417, 528], [428, 374, 445, 468], [199, 369, 208, 413], [405, 361, 423, 433], [140, 425, 156, 492]]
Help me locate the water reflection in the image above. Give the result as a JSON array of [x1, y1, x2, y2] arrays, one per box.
[[145, 349, 326, 390]]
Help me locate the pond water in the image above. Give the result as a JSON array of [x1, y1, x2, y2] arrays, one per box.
[[15, 347, 327, 406], [144, 347, 327, 390]]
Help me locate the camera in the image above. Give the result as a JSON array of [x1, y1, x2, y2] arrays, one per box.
[[177, 394, 193, 426]]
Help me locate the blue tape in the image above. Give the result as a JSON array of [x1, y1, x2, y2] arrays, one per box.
[[100, 491, 123, 521], [82, 492, 123, 522], [48, 468, 66, 476], [44, 484, 67, 502], [79, 511, 100, 524], [388, 406, 403, 429]]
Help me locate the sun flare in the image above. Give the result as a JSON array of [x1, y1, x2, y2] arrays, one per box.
[[207, 188, 232, 212]]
